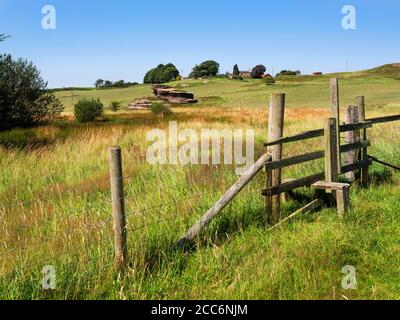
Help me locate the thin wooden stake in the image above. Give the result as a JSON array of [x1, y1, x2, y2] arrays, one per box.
[[325, 118, 339, 186], [266, 93, 285, 224], [356, 96, 369, 187], [330, 78, 341, 173], [109, 146, 128, 268], [175, 152, 272, 248]]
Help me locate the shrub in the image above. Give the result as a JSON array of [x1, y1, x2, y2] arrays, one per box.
[[264, 76, 276, 85], [150, 102, 172, 116], [74, 98, 103, 123], [0, 54, 63, 130], [109, 101, 121, 112], [189, 60, 220, 79], [251, 65, 266, 79], [144, 63, 180, 84], [276, 70, 298, 76]]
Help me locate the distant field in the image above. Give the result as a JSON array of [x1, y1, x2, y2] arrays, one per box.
[[1, 65, 400, 299], [56, 64, 400, 115]]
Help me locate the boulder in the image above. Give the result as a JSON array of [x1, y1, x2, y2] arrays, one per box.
[[128, 99, 151, 110], [152, 85, 198, 104]]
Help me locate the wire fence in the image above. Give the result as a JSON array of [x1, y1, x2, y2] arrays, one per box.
[[0, 184, 226, 269]]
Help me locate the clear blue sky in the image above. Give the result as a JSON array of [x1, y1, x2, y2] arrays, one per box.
[[1, 0, 399, 88]]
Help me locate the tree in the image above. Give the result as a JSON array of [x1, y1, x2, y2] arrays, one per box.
[[233, 64, 240, 76], [0, 54, 63, 130], [189, 60, 220, 79], [95, 79, 104, 88], [0, 34, 9, 42], [104, 80, 113, 87], [143, 63, 180, 84], [251, 65, 266, 79]]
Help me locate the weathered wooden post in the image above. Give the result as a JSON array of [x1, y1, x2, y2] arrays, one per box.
[[330, 78, 342, 173], [266, 93, 285, 224], [336, 185, 350, 218], [344, 105, 360, 181], [324, 118, 339, 188], [109, 146, 128, 268], [356, 96, 369, 187]]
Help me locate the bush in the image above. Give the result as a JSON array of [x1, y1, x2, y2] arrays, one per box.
[[150, 102, 172, 116], [0, 54, 63, 130], [251, 65, 266, 79], [143, 63, 180, 84], [276, 70, 298, 77], [189, 60, 220, 79], [264, 76, 276, 85], [109, 101, 121, 112], [74, 98, 103, 123]]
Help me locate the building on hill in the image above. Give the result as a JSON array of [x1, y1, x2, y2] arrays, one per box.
[[239, 71, 252, 78]]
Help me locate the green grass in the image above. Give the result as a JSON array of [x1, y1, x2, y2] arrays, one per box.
[[1, 64, 400, 300]]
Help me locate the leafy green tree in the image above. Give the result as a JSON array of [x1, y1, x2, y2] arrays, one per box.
[[95, 79, 104, 88], [251, 65, 266, 79], [143, 63, 180, 84], [189, 60, 220, 78], [0, 34, 9, 42], [0, 54, 63, 130]]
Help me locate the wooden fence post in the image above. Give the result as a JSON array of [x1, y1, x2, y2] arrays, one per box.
[[356, 96, 369, 187], [330, 78, 342, 174], [344, 105, 360, 181], [266, 93, 285, 224], [109, 146, 128, 268], [324, 118, 339, 191]]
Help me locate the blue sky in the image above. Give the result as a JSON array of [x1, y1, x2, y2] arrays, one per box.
[[0, 0, 399, 88]]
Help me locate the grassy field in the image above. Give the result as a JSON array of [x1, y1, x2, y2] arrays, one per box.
[[1, 65, 400, 299]]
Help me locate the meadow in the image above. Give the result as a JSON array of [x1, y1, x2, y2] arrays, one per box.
[[1, 65, 400, 300]]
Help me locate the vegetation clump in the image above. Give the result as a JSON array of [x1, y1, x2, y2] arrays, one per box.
[[150, 102, 172, 116], [251, 65, 266, 79], [95, 79, 138, 89], [190, 60, 220, 79], [74, 98, 103, 123], [0, 54, 63, 130], [143, 64, 180, 84], [276, 70, 299, 77], [264, 75, 276, 85], [109, 101, 121, 112]]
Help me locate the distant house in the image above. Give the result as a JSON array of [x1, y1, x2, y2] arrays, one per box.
[[239, 71, 252, 78], [313, 72, 323, 76]]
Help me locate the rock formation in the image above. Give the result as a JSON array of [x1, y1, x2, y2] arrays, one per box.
[[152, 84, 198, 104]]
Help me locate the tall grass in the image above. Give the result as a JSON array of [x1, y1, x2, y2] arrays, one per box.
[[1, 82, 400, 299]]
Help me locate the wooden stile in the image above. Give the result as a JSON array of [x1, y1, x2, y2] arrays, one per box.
[[324, 118, 339, 188], [330, 78, 342, 173], [344, 105, 360, 181]]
